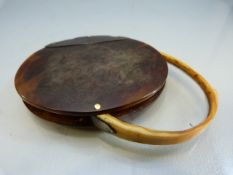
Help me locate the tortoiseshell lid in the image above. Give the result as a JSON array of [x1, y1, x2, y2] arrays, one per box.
[[15, 36, 168, 116]]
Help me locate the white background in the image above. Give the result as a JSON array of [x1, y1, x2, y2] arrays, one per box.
[[0, 0, 233, 174]]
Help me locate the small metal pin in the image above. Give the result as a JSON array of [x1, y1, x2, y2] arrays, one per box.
[[94, 103, 101, 110]]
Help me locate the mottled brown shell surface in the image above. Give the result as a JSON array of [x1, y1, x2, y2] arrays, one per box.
[[15, 36, 168, 116]]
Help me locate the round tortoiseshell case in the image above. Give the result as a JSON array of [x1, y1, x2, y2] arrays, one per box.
[[15, 36, 168, 126]]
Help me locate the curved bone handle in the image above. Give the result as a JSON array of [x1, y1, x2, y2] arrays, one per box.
[[92, 52, 218, 145]]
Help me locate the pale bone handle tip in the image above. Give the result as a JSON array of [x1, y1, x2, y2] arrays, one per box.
[[92, 52, 218, 145]]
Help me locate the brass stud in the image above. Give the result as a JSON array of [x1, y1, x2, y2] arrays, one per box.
[[94, 103, 101, 110]]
